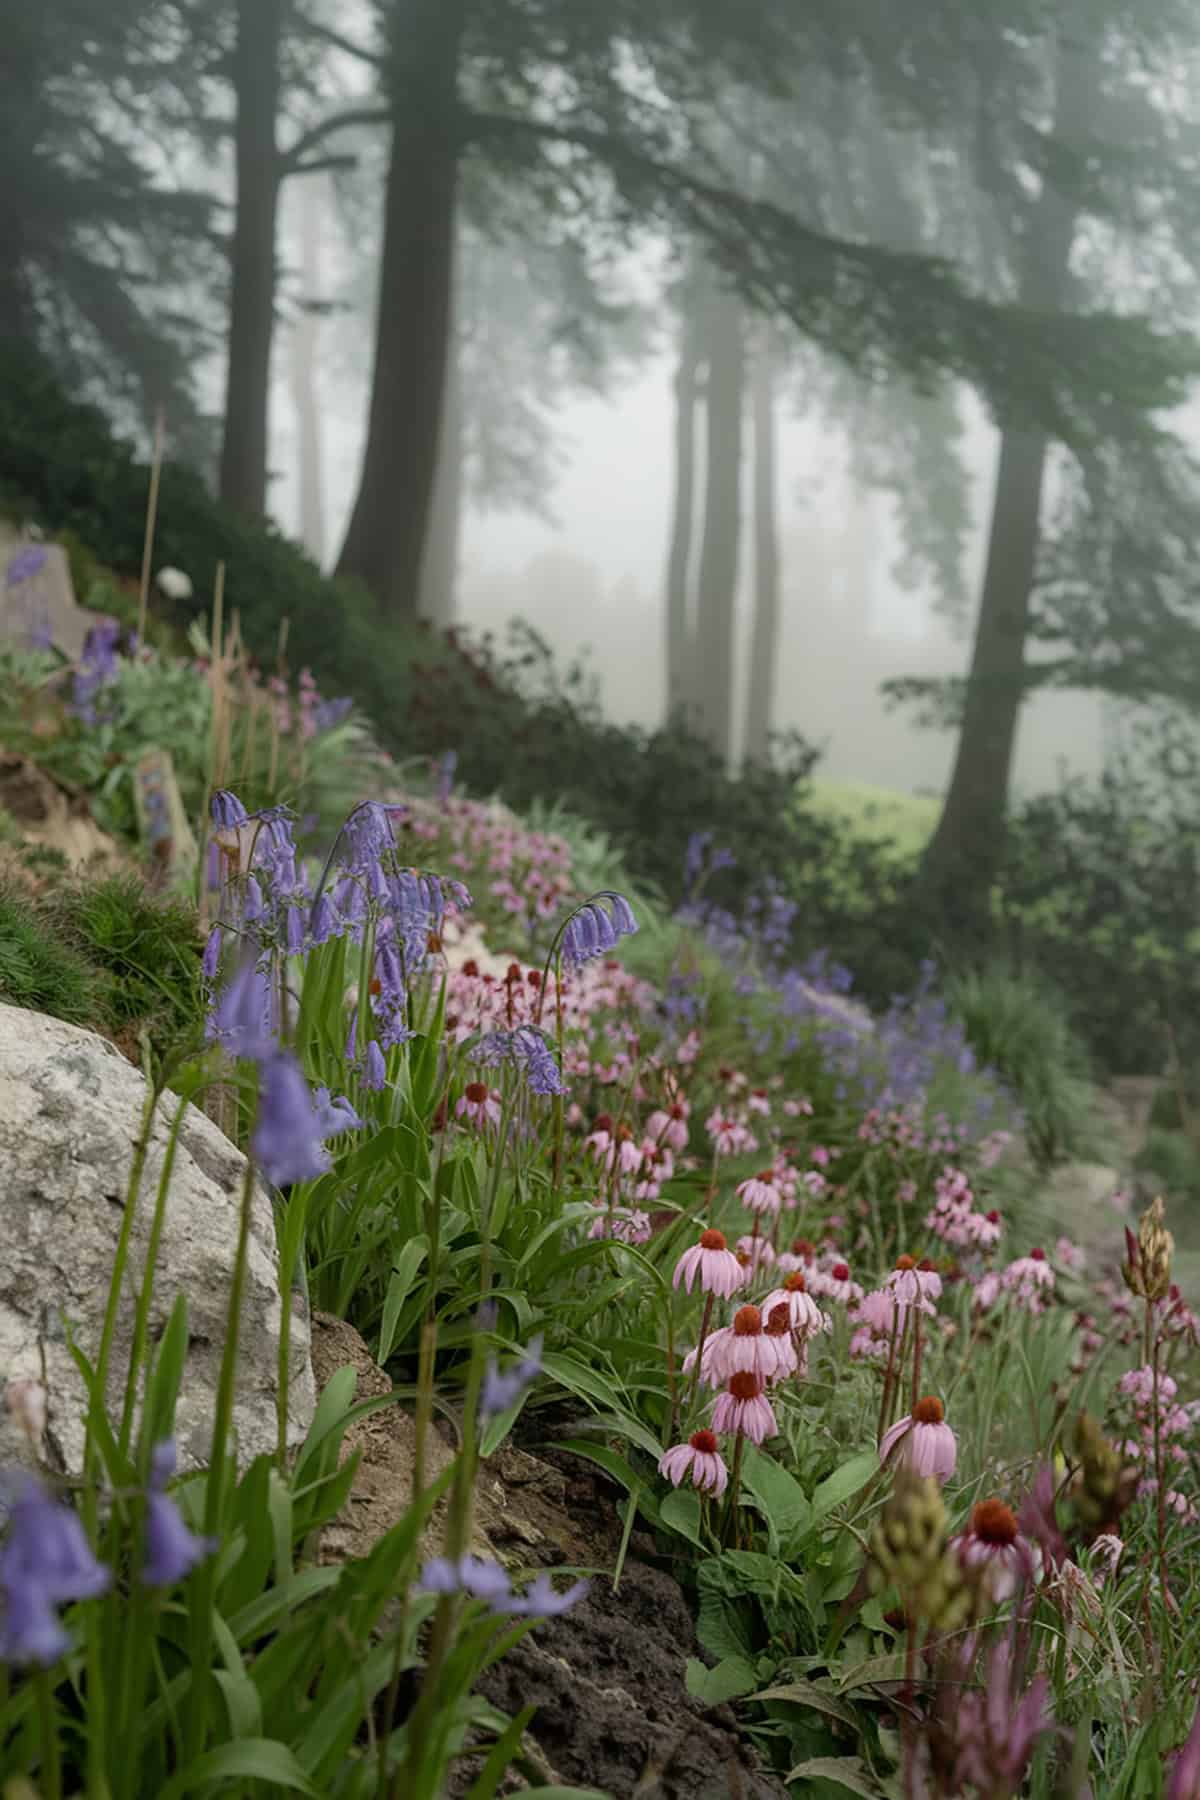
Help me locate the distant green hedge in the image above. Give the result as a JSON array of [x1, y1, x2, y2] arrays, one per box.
[[0, 344, 402, 718]]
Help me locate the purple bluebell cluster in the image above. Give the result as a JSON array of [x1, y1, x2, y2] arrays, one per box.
[[5, 546, 48, 587], [312, 695, 353, 735], [70, 619, 122, 725], [142, 1441, 217, 1588], [559, 892, 638, 968], [0, 1478, 110, 1665], [415, 1554, 586, 1618], [476, 1026, 567, 1096], [480, 1335, 543, 1421]]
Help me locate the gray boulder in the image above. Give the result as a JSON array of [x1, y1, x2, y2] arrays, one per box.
[[0, 1004, 315, 1474]]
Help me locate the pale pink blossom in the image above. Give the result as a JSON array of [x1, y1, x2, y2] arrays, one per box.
[[879, 1396, 957, 1482], [737, 1171, 782, 1216], [808, 1261, 862, 1306], [673, 1229, 747, 1299], [712, 1372, 777, 1444], [735, 1234, 776, 1276], [1002, 1248, 1056, 1311], [950, 1498, 1038, 1600], [455, 1082, 502, 1130], [705, 1111, 756, 1157], [761, 1275, 829, 1338], [659, 1429, 729, 1498], [887, 1257, 942, 1310], [700, 1305, 779, 1387]]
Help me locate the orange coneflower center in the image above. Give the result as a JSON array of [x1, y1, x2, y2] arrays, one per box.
[[895, 1254, 916, 1271], [755, 1169, 776, 1185], [733, 1305, 763, 1336], [792, 1238, 814, 1258], [728, 1371, 762, 1400], [689, 1429, 719, 1453], [700, 1228, 728, 1251], [971, 1498, 1019, 1545], [913, 1396, 945, 1425], [832, 1262, 850, 1281], [784, 1271, 807, 1292], [765, 1303, 791, 1335], [464, 1082, 488, 1104]]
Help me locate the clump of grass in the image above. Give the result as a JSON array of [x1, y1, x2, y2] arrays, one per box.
[[946, 961, 1110, 1169], [45, 871, 204, 1051], [0, 878, 101, 1021]]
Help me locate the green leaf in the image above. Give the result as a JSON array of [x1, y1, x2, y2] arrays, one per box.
[[564, 1410, 664, 1461], [141, 1293, 188, 1455], [785, 1757, 886, 1798], [539, 1351, 626, 1413], [837, 1651, 908, 1692], [463, 1704, 538, 1800], [740, 1444, 812, 1551], [659, 1487, 705, 1548], [376, 1235, 429, 1365], [292, 1365, 357, 1484], [810, 1452, 878, 1523], [751, 1680, 857, 1727], [685, 1656, 759, 1707], [156, 1738, 321, 1797], [555, 1439, 644, 1500]]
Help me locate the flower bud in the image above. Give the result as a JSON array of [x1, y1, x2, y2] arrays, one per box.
[[5, 1377, 47, 1449], [1123, 1196, 1173, 1301]]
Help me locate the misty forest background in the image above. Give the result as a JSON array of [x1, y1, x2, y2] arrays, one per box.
[[10, 0, 1200, 1084]]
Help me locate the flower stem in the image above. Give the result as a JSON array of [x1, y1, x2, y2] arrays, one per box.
[[36, 1670, 61, 1800], [720, 1430, 746, 1547], [687, 1294, 715, 1423]]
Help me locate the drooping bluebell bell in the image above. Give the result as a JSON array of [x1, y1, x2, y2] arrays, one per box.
[[5, 545, 47, 587], [559, 893, 637, 968], [313, 1087, 364, 1137], [476, 1026, 566, 1096], [210, 789, 248, 831], [141, 1441, 217, 1588], [251, 1054, 331, 1184], [480, 1335, 543, 1420], [313, 696, 353, 734], [0, 1477, 110, 1666], [206, 953, 277, 1061], [361, 1040, 387, 1093], [201, 924, 223, 982], [242, 875, 266, 925], [308, 894, 341, 945], [507, 1572, 589, 1617], [415, 1554, 513, 1606]]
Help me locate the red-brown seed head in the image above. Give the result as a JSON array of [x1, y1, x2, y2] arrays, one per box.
[[1030, 1247, 1046, 1262], [832, 1262, 850, 1281], [464, 1081, 488, 1104], [918, 1258, 938, 1273], [728, 1371, 761, 1401], [756, 1169, 776, 1185], [733, 1305, 762, 1336], [689, 1429, 719, 1454], [700, 1228, 727, 1252], [791, 1238, 814, 1258], [784, 1271, 807, 1292], [971, 1498, 1018, 1545], [986, 1210, 1000, 1224], [765, 1303, 791, 1336], [592, 1113, 613, 1134], [895, 1254, 916, 1271], [913, 1396, 945, 1425]]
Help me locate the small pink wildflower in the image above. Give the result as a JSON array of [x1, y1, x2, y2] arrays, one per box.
[[712, 1371, 777, 1444], [673, 1229, 747, 1299], [736, 1171, 782, 1216], [950, 1498, 1038, 1601], [879, 1395, 957, 1482], [456, 1082, 501, 1129], [659, 1429, 728, 1498]]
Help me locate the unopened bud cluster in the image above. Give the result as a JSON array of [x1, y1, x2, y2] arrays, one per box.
[[1122, 1195, 1173, 1302], [869, 1474, 983, 1629], [1070, 1412, 1136, 1540]]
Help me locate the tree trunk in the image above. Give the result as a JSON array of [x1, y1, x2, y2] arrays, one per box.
[[219, 0, 283, 518], [664, 296, 704, 719], [289, 175, 326, 564], [917, 29, 1092, 929], [744, 326, 779, 765], [336, 0, 467, 618], [418, 232, 463, 624], [691, 286, 745, 763]]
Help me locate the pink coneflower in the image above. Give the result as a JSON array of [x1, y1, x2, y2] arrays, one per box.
[[705, 1110, 756, 1156], [886, 1254, 941, 1312], [737, 1170, 782, 1215], [589, 1206, 651, 1246], [659, 1428, 729, 1498], [879, 1395, 957, 1482], [712, 1370, 777, 1444], [1002, 1247, 1056, 1310], [782, 1096, 814, 1117], [673, 1228, 747, 1298], [455, 1081, 501, 1129], [808, 1261, 861, 1306], [951, 1498, 1038, 1601], [747, 1087, 771, 1116], [701, 1305, 778, 1387], [646, 1098, 690, 1152], [761, 1271, 829, 1338], [735, 1234, 776, 1276], [763, 1303, 800, 1380]]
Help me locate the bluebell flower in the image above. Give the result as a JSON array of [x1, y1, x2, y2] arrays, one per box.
[[252, 1055, 331, 1184], [242, 876, 266, 925], [308, 895, 341, 945], [313, 1088, 364, 1137], [0, 1568, 71, 1666], [313, 696, 353, 734], [435, 749, 458, 804], [141, 1441, 217, 1587], [361, 1040, 387, 1092], [415, 1554, 512, 1605], [211, 790, 248, 831], [6, 546, 47, 586], [480, 1335, 543, 1421], [201, 925, 223, 982], [507, 1573, 589, 1617], [207, 954, 277, 1061], [559, 893, 636, 968], [477, 1028, 566, 1096], [0, 1477, 110, 1666], [340, 801, 395, 873], [285, 905, 306, 956]]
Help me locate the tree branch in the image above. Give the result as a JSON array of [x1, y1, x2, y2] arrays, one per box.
[[292, 15, 384, 69], [287, 152, 360, 179], [279, 107, 389, 175]]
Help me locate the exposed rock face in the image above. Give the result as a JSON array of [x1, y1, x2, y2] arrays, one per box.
[[0, 1004, 315, 1474]]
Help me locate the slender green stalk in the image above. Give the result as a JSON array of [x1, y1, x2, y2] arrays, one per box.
[[36, 1671, 62, 1800], [119, 1092, 191, 1459]]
